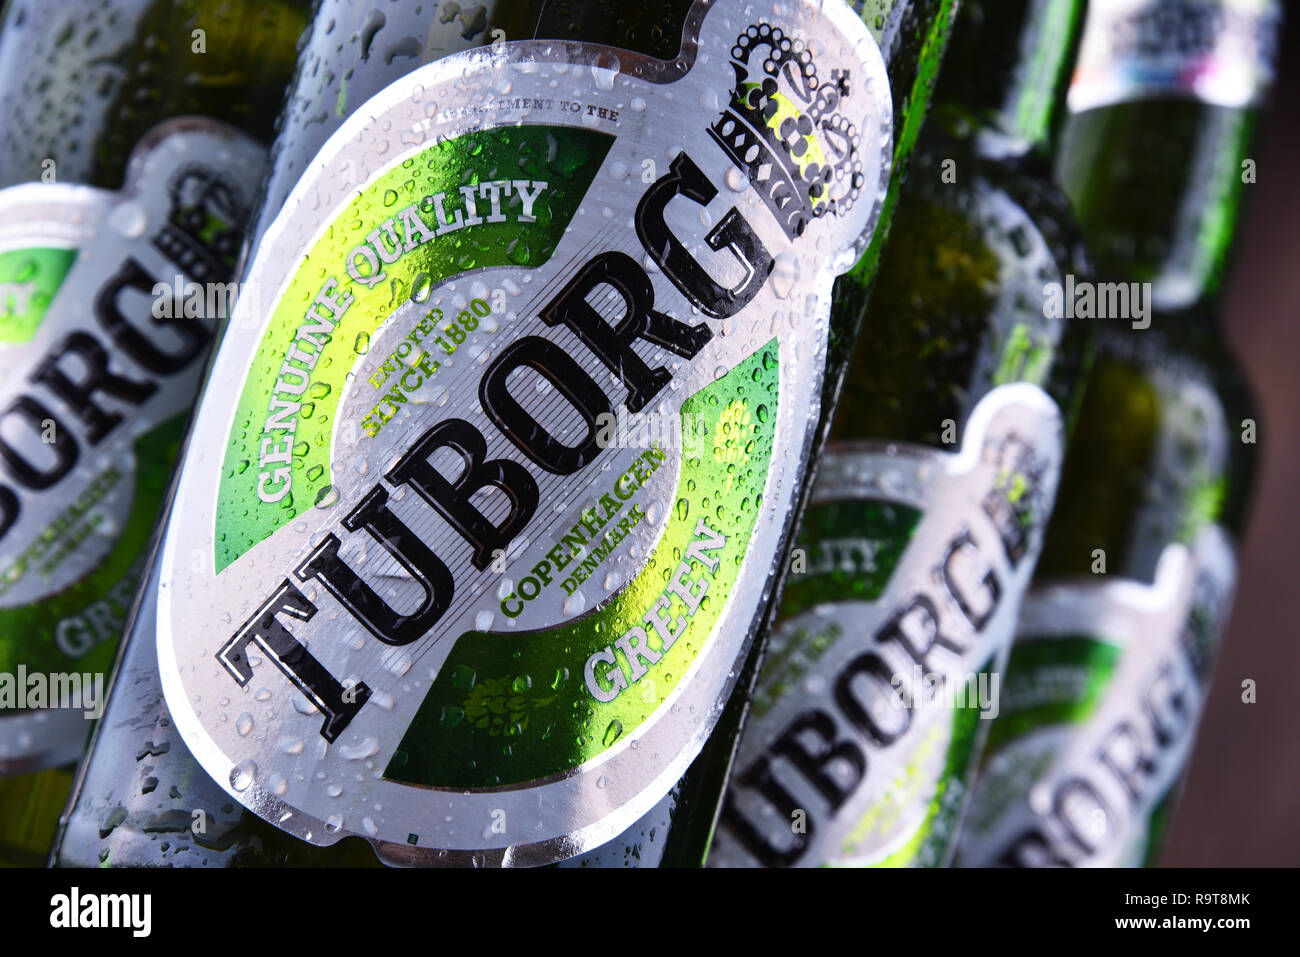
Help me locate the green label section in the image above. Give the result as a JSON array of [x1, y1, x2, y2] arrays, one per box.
[[984, 635, 1121, 755], [0, 247, 77, 344], [749, 499, 919, 722], [385, 342, 779, 789], [862, 690, 983, 868], [779, 499, 920, 619], [0, 415, 186, 678], [215, 125, 614, 571]]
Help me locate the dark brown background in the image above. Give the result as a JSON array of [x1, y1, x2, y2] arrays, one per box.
[[1162, 9, 1299, 867]]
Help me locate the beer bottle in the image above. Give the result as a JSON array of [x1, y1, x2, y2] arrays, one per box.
[[562, 0, 963, 869], [0, 0, 308, 866], [54, 0, 955, 867], [958, 0, 1279, 868], [710, 0, 1092, 867]]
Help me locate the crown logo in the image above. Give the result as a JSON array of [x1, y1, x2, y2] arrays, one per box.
[[709, 23, 865, 239], [152, 165, 245, 285]]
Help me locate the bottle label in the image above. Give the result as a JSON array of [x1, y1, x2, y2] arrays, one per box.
[[1068, 0, 1279, 113], [957, 526, 1235, 867], [157, 0, 894, 863], [0, 123, 265, 774], [708, 383, 1065, 867]]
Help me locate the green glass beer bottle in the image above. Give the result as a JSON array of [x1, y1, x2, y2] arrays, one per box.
[[958, 0, 1278, 868], [54, 0, 957, 867], [709, 0, 1093, 867], [0, 0, 308, 867]]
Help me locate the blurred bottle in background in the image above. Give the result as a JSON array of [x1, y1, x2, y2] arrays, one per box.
[[958, 0, 1280, 868], [710, 0, 1094, 867], [0, 0, 308, 866]]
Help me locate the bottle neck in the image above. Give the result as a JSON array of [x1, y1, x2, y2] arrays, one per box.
[[0, 0, 309, 190], [1053, 0, 1279, 318], [930, 0, 1085, 159], [248, 0, 701, 255]]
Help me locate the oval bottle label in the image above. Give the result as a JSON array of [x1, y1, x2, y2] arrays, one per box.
[[0, 122, 265, 774], [158, 0, 893, 863], [958, 527, 1235, 867], [709, 383, 1065, 867]]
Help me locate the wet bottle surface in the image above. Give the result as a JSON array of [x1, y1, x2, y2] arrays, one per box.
[[57, 0, 956, 867], [54, 557, 380, 865], [0, 0, 308, 866], [957, 0, 1278, 868], [709, 0, 1093, 867]]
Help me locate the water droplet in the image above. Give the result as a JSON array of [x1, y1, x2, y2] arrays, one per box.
[[235, 712, 253, 736], [340, 736, 380, 760], [230, 761, 257, 792], [591, 59, 618, 90], [770, 253, 799, 299], [107, 202, 147, 238]]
